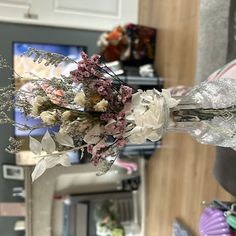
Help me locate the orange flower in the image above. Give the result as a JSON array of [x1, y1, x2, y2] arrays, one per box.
[[106, 26, 124, 41]]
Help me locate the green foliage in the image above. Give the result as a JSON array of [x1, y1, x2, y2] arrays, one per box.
[[95, 200, 125, 235]]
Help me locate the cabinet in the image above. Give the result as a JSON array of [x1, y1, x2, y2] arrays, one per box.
[[65, 192, 135, 236], [0, 0, 139, 30]]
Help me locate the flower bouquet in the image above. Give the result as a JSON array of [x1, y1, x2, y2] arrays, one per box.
[[1, 48, 236, 181], [97, 23, 156, 65], [0, 49, 179, 181]]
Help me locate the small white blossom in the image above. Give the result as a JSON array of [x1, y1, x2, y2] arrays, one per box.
[[40, 111, 57, 125], [74, 91, 86, 107], [77, 121, 91, 133], [94, 99, 108, 112], [62, 111, 72, 121], [31, 96, 50, 116]]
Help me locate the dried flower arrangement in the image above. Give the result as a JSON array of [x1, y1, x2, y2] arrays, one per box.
[[0, 49, 178, 181]]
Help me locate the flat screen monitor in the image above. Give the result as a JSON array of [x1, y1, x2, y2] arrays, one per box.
[[13, 41, 86, 137]]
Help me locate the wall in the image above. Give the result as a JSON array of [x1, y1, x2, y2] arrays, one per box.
[[227, 0, 236, 62], [0, 22, 102, 236], [139, 0, 200, 88], [195, 0, 230, 83]]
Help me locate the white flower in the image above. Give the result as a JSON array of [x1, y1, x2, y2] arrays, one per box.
[[161, 89, 180, 108], [127, 89, 164, 128], [62, 111, 72, 121], [84, 124, 104, 144], [77, 121, 91, 133], [40, 111, 57, 125], [74, 91, 86, 107], [128, 127, 162, 144], [94, 99, 108, 112], [126, 89, 179, 144], [127, 127, 146, 144], [31, 96, 50, 116]]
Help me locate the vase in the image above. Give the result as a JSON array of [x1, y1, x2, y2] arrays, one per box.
[[166, 95, 236, 149]]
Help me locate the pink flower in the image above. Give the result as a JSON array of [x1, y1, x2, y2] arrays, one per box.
[[97, 86, 107, 96], [87, 139, 109, 166], [81, 51, 89, 61], [92, 78, 112, 89], [119, 85, 133, 104], [53, 89, 64, 97], [100, 112, 115, 121], [116, 138, 126, 148], [41, 83, 66, 105], [41, 83, 50, 91], [49, 91, 65, 105], [91, 67, 100, 76], [104, 112, 127, 136], [71, 53, 102, 83], [87, 144, 94, 153], [90, 54, 101, 64]]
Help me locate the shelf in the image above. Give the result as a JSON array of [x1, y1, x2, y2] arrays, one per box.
[[121, 141, 161, 156], [119, 75, 164, 86]]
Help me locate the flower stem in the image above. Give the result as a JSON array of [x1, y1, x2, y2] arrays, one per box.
[[172, 107, 236, 122]]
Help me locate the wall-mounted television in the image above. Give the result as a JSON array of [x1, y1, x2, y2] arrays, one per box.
[[13, 41, 86, 137]]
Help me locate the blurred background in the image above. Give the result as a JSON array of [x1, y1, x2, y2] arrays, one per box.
[[0, 0, 235, 236]]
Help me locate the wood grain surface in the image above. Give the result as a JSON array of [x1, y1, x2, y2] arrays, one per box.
[[139, 0, 199, 87], [138, 0, 235, 235]]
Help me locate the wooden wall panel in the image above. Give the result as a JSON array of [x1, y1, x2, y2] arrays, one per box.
[[139, 0, 199, 87], [138, 1, 235, 235], [145, 133, 234, 236]]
